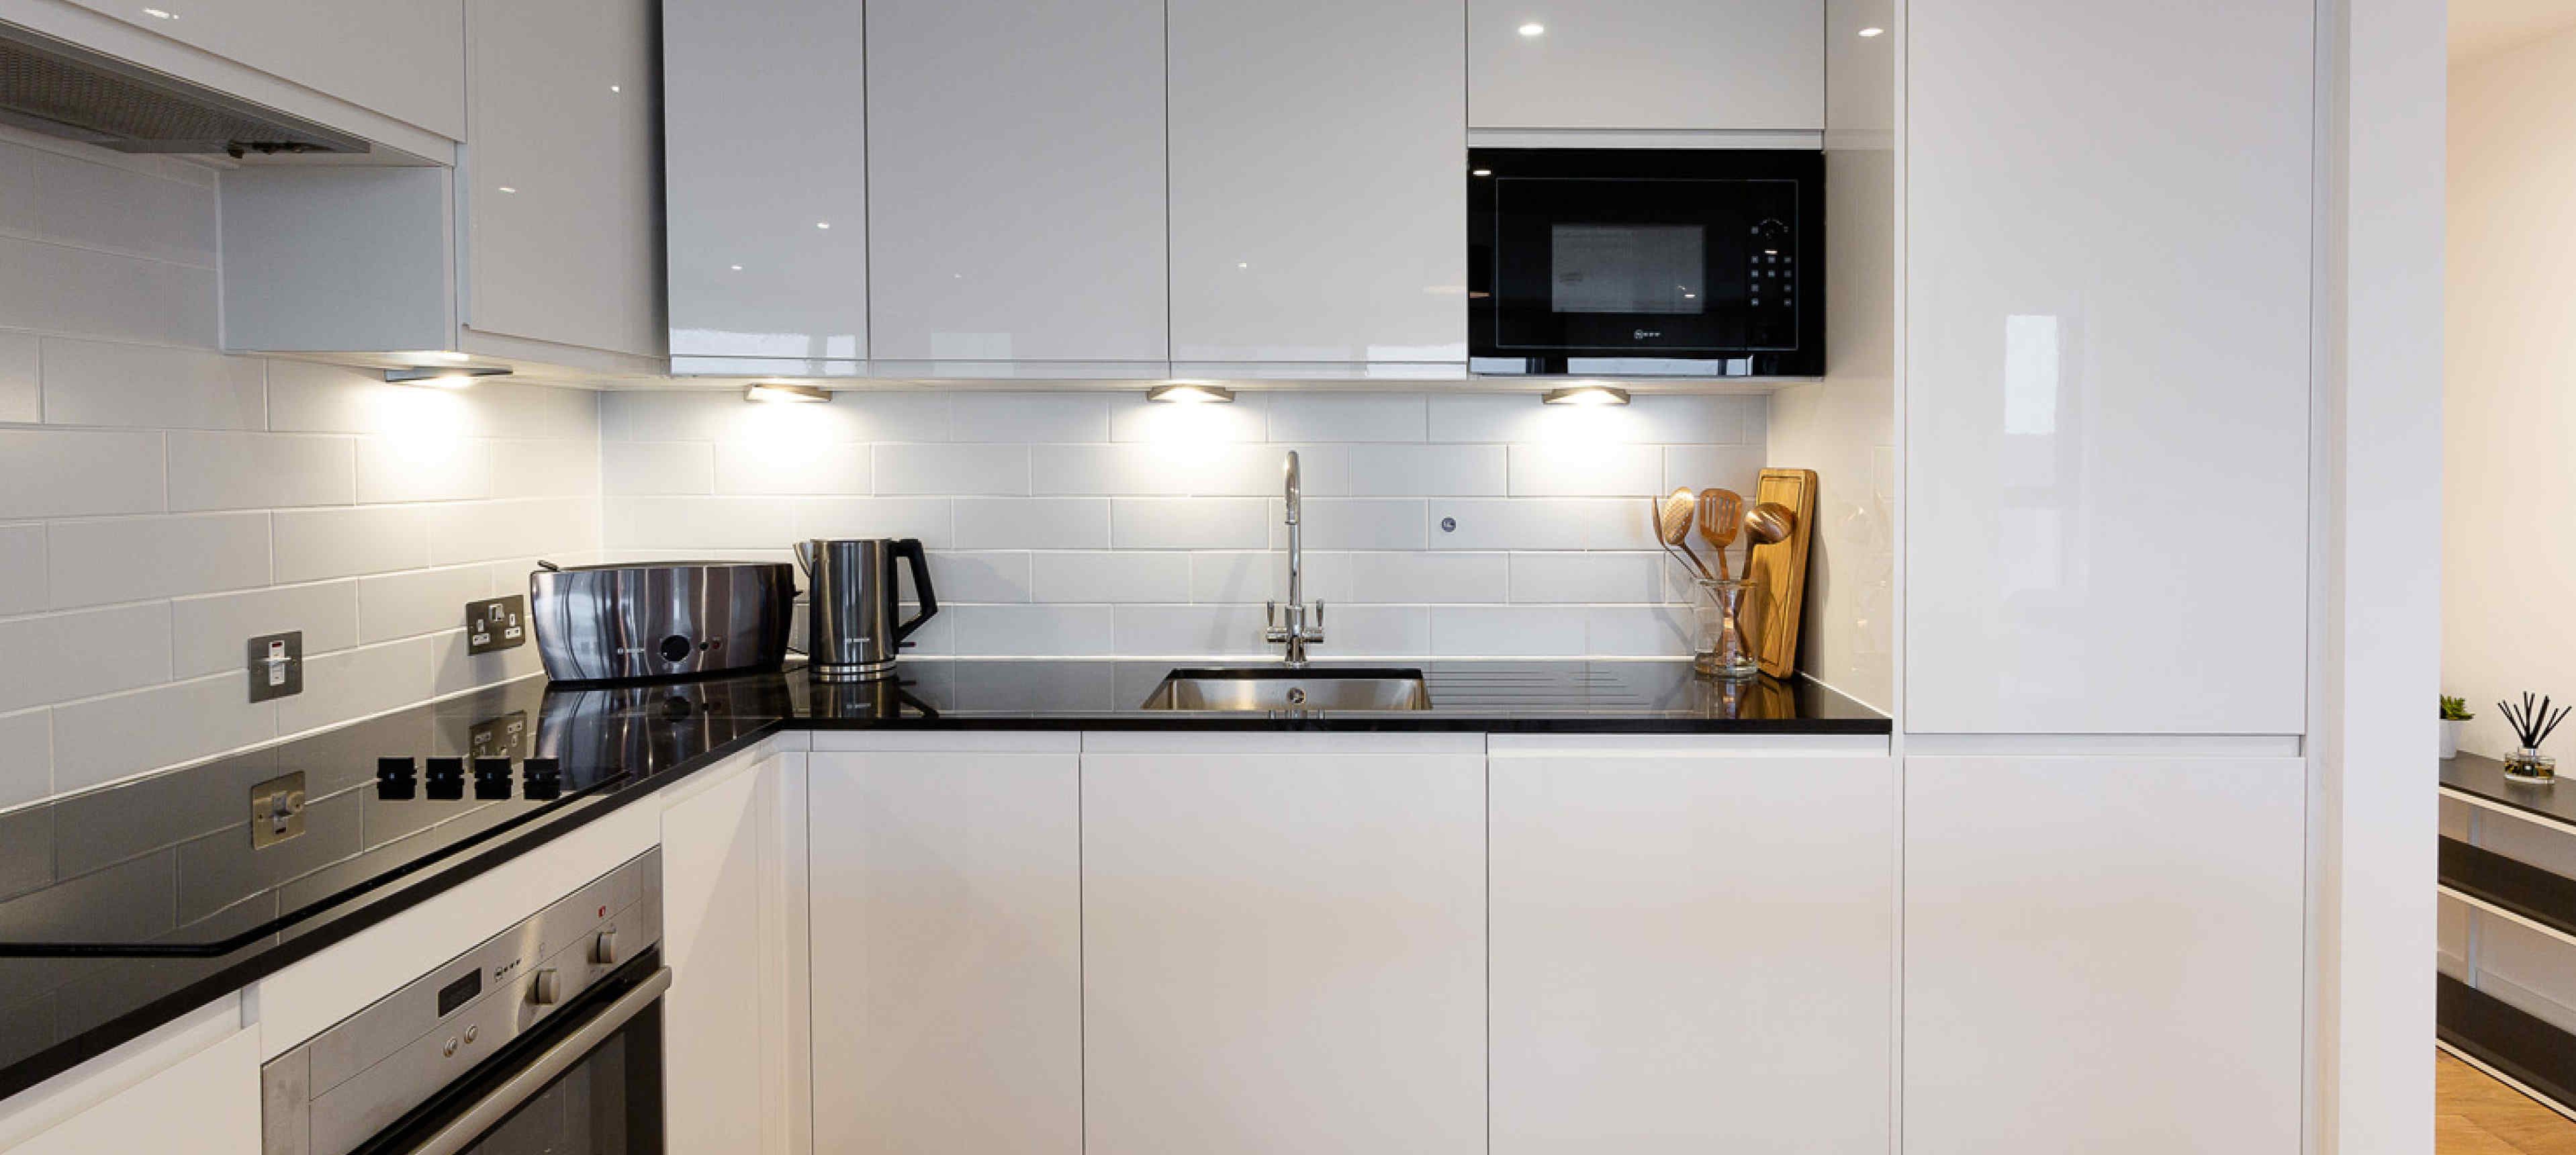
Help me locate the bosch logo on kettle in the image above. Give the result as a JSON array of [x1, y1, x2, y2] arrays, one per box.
[[1633, 329, 1661, 340]]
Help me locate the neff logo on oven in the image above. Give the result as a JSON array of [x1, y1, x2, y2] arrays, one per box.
[[1633, 329, 1661, 340]]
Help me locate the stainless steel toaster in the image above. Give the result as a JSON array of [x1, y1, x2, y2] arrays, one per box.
[[528, 560, 796, 684]]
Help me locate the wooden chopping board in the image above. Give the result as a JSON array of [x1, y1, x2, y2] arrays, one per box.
[[1741, 467, 1817, 680]]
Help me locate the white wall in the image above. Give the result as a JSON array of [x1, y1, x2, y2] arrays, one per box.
[[0, 128, 602, 812], [2443, 22, 2576, 759], [1767, 0, 1897, 713], [597, 389, 1766, 660]]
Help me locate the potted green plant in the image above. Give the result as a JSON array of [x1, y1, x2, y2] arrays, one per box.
[[2441, 696, 2473, 759]]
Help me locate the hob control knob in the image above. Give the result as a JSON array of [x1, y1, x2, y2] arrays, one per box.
[[530, 968, 561, 1007], [593, 930, 618, 966]]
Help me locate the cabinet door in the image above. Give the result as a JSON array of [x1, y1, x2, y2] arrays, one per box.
[[1082, 737, 1485, 1154], [12, 1027, 260, 1155], [864, 0, 1168, 365], [1489, 748, 1894, 1154], [466, 0, 664, 358], [1468, 0, 1824, 131], [1903, 755, 2305, 1154], [809, 748, 1083, 1154], [661, 753, 800, 1155], [663, 0, 870, 371], [1903, 0, 2312, 733], [1167, 0, 1467, 365]]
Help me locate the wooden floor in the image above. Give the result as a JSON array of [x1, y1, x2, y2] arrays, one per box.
[[2442, 1050, 2576, 1154]]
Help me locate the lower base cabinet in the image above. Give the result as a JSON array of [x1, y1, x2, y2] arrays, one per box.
[[661, 749, 804, 1155], [1487, 743, 1896, 1154], [1902, 754, 2306, 1154], [808, 739, 1084, 1154], [1081, 734, 1487, 1155], [8, 1023, 260, 1154]]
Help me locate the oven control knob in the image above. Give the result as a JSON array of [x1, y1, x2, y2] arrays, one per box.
[[592, 930, 618, 966], [530, 968, 562, 1007]]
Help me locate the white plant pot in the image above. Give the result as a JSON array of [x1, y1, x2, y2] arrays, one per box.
[[2439, 719, 2461, 760]]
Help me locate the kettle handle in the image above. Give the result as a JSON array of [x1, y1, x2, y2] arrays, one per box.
[[890, 539, 938, 643]]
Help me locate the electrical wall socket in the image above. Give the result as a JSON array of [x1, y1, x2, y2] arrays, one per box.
[[247, 631, 303, 702], [467, 594, 528, 656]]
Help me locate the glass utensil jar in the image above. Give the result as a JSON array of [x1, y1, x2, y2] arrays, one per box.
[[1692, 578, 1765, 680], [2505, 747, 2558, 784]]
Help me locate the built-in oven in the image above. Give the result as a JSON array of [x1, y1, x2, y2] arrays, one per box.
[[1469, 147, 1825, 377], [262, 849, 666, 1155]]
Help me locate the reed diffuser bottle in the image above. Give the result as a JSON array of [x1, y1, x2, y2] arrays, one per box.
[[2498, 692, 2570, 784]]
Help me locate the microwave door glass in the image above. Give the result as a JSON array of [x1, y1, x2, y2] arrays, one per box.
[[1550, 224, 1708, 316]]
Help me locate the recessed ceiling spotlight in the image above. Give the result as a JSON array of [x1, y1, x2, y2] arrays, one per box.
[[141, 7, 176, 18], [1147, 383, 1236, 405], [1540, 383, 1630, 407], [815, 221, 831, 230], [1518, 21, 1545, 36], [729, 264, 743, 271], [385, 365, 512, 389], [610, 85, 622, 93], [1471, 169, 1493, 177], [745, 381, 831, 404], [1857, 26, 1884, 36], [497, 185, 518, 193]]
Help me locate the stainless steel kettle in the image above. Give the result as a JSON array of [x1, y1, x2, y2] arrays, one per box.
[[794, 538, 937, 683]]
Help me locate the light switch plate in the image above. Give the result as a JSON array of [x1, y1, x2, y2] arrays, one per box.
[[250, 770, 306, 849], [247, 631, 302, 702], [467, 594, 528, 656]]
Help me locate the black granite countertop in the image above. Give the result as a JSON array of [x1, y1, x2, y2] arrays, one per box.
[[0, 658, 1882, 1101]]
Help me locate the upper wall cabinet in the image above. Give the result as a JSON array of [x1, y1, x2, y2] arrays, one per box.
[[218, 0, 665, 372], [662, 0, 868, 375], [865, 0, 1169, 372], [1904, 0, 2313, 733], [1468, 0, 1824, 132], [55, 0, 467, 144], [1166, 0, 1467, 368], [463, 0, 663, 361]]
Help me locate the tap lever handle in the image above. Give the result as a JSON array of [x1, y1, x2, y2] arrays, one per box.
[[1309, 599, 1326, 636]]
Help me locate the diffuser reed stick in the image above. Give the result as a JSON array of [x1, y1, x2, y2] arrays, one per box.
[[2499, 692, 2570, 784]]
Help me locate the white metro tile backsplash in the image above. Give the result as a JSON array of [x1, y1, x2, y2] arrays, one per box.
[[0, 128, 606, 810], [598, 387, 1765, 661]]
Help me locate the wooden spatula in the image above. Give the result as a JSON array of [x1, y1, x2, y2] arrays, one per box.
[[1696, 489, 1742, 580]]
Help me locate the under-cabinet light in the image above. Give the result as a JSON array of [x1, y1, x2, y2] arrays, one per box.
[[745, 381, 831, 404], [1147, 383, 1236, 404], [1540, 384, 1630, 406]]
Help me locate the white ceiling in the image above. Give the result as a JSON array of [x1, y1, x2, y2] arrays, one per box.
[[2452, 0, 2576, 62]]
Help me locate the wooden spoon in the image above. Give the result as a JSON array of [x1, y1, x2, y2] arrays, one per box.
[[1740, 501, 1797, 581], [1655, 488, 1716, 582], [1696, 489, 1742, 580]]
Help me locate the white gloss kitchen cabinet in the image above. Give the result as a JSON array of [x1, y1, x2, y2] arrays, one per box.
[[1, 1009, 260, 1155], [660, 747, 807, 1155], [1487, 737, 1894, 1153], [1081, 733, 1486, 1154], [1902, 0, 2314, 733], [1902, 755, 2306, 1153], [661, 0, 869, 375], [1467, 0, 1825, 133], [217, 0, 664, 371], [864, 0, 1170, 373], [1165, 0, 1467, 370], [807, 735, 1083, 1154]]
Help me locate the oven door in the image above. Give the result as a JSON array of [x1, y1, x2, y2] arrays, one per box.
[[352, 956, 668, 1155], [1470, 148, 1824, 377]]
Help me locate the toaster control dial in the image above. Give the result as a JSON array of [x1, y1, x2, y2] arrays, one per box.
[[658, 635, 692, 663]]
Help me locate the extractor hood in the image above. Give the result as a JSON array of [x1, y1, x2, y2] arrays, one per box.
[[0, 20, 365, 157]]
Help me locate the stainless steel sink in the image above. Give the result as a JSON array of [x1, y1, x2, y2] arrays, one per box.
[[1140, 667, 1432, 712]]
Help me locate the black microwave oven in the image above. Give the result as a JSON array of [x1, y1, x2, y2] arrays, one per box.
[[1469, 148, 1824, 377]]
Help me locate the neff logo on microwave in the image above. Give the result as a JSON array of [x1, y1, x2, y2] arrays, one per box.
[[1633, 329, 1661, 340]]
